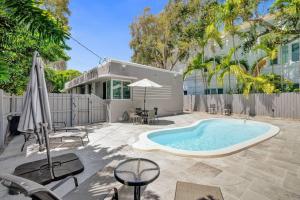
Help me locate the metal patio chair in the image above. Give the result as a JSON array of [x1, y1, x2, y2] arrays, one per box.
[[208, 104, 217, 114], [147, 110, 156, 124], [223, 104, 232, 116], [129, 112, 142, 124]]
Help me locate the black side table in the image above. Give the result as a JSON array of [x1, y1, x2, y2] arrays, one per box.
[[114, 158, 160, 200]]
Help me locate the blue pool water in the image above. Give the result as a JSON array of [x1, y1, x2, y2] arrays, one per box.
[[148, 119, 271, 151]]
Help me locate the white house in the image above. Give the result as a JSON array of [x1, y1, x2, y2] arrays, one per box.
[[64, 59, 183, 122], [182, 15, 300, 95]]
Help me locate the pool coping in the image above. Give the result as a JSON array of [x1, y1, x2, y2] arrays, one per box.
[[132, 118, 280, 158]]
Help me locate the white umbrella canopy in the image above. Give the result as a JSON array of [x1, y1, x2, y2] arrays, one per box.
[[128, 78, 162, 88], [128, 79, 162, 112]]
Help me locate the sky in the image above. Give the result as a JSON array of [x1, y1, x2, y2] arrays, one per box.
[[66, 0, 274, 72], [67, 0, 168, 72]]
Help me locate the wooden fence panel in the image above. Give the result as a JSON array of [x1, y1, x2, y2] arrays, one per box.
[[184, 92, 300, 119], [0, 90, 107, 148]]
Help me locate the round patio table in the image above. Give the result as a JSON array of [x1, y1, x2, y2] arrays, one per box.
[[114, 158, 160, 200]]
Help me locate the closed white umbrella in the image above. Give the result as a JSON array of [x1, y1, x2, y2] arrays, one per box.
[[18, 51, 53, 178], [128, 79, 162, 111]]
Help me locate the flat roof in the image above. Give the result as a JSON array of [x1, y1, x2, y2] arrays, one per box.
[[110, 59, 180, 75], [65, 59, 180, 90]]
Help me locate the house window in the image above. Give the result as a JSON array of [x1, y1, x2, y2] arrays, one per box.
[[204, 89, 210, 95], [211, 88, 217, 94], [292, 43, 299, 62], [112, 80, 122, 99], [123, 81, 131, 99], [218, 88, 223, 94], [281, 45, 288, 64]]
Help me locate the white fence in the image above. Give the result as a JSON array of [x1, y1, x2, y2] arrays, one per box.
[[0, 90, 107, 148], [184, 93, 300, 119]]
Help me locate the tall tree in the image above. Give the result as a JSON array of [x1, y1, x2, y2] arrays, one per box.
[[130, 1, 190, 70], [45, 68, 81, 93], [42, 0, 71, 27], [0, 0, 70, 94]]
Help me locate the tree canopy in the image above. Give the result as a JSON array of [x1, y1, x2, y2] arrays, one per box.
[[130, 0, 300, 95], [0, 0, 72, 94]]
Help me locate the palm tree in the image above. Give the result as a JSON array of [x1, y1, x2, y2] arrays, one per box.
[[184, 53, 214, 91], [213, 48, 275, 95], [204, 23, 223, 89], [214, 48, 241, 91], [221, 0, 241, 92], [252, 43, 278, 75]]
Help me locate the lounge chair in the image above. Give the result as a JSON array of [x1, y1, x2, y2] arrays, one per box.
[[174, 181, 224, 200], [0, 174, 118, 200], [223, 104, 232, 116], [49, 128, 90, 146], [52, 122, 83, 133], [208, 104, 217, 114]]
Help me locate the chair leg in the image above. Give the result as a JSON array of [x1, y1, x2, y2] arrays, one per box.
[[80, 137, 84, 146], [21, 134, 26, 152]]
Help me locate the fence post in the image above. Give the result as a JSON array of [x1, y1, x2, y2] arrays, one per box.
[[71, 94, 74, 127], [0, 90, 4, 149], [87, 96, 90, 124]]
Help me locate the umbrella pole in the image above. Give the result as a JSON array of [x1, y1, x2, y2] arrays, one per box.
[[144, 87, 146, 112], [42, 123, 54, 178], [35, 57, 54, 179]]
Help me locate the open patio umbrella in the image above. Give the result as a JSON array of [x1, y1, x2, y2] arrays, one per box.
[[15, 52, 83, 185], [128, 78, 162, 111]]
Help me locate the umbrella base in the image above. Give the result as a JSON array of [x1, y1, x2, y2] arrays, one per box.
[[13, 153, 84, 185]]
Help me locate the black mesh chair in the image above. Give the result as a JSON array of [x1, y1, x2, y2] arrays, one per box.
[[135, 108, 142, 115], [0, 174, 118, 200]]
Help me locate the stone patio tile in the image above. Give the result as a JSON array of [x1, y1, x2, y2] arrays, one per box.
[[216, 160, 245, 176], [221, 192, 240, 200], [283, 172, 300, 195], [186, 162, 222, 178], [265, 157, 300, 173], [247, 159, 286, 177], [250, 179, 300, 200], [241, 190, 271, 200], [210, 171, 251, 198], [240, 166, 283, 185], [236, 149, 268, 162], [290, 152, 300, 165]]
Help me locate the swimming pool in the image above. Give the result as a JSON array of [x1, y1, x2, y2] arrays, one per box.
[[132, 118, 279, 157]]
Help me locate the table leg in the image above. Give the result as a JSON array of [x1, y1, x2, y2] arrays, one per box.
[[134, 186, 141, 200]]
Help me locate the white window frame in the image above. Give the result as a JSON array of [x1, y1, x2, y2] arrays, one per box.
[[110, 79, 132, 100]]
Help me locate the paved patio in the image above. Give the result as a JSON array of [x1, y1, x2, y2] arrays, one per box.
[[1, 112, 300, 200]]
